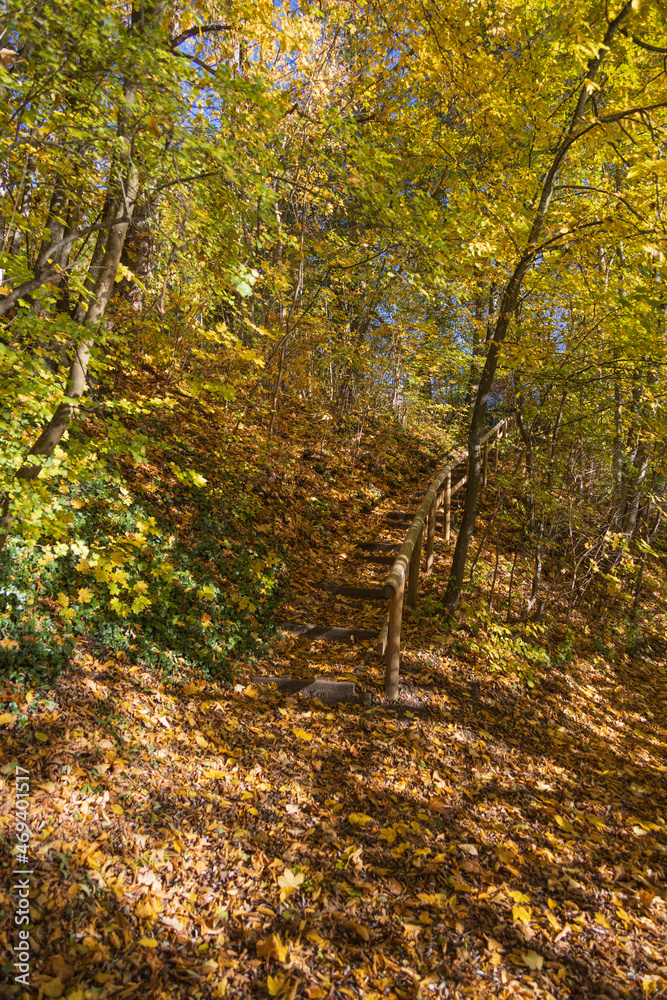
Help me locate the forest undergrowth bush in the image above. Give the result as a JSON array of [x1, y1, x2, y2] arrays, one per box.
[[0, 458, 285, 690]]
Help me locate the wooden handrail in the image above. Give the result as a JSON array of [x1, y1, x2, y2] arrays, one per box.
[[382, 416, 514, 697]]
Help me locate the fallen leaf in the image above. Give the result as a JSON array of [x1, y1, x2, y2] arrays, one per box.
[[522, 950, 544, 970], [348, 812, 373, 825], [257, 933, 290, 963], [40, 979, 64, 998], [513, 905, 532, 926]]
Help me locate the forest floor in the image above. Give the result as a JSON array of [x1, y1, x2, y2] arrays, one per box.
[[1, 402, 667, 1000]]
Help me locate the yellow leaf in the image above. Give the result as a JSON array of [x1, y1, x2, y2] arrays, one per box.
[[135, 896, 161, 919], [379, 827, 397, 844], [182, 683, 200, 696], [306, 989, 327, 999], [348, 813, 373, 825], [41, 978, 64, 998], [77, 587, 92, 603], [512, 905, 532, 926], [508, 890, 530, 903], [257, 933, 290, 963], [195, 734, 208, 749], [138, 937, 158, 947], [146, 113, 160, 136], [495, 845, 516, 863], [0, 713, 15, 725], [292, 728, 312, 741], [522, 950, 544, 970], [35, 732, 48, 742], [554, 814, 575, 834], [0, 637, 19, 650], [277, 869, 304, 890], [595, 912, 610, 928], [111, 804, 124, 816], [267, 973, 289, 997], [244, 684, 259, 699]]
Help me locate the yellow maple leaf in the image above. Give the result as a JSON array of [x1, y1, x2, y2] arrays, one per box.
[[267, 973, 289, 997], [257, 933, 290, 963], [379, 827, 397, 844], [0, 713, 15, 725], [508, 889, 530, 903], [555, 814, 575, 834], [595, 911, 610, 928], [292, 728, 312, 741], [138, 936, 158, 947], [277, 868, 304, 900]]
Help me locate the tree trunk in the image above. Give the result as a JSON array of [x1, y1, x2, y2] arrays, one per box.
[[0, 1, 169, 548], [442, 1, 633, 614]]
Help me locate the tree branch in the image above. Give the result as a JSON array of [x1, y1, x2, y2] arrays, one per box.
[[170, 23, 232, 49]]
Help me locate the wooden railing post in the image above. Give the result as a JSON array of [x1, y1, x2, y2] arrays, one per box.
[[482, 441, 489, 487], [494, 426, 500, 471], [384, 574, 405, 698], [425, 496, 436, 573], [407, 525, 423, 608], [443, 471, 451, 542]]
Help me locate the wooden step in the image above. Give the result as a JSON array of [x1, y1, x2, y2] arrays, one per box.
[[319, 583, 388, 600], [356, 541, 400, 552], [280, 623, 378, 642]]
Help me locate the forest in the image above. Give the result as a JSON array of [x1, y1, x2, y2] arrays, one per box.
[[1, 0, 667, 997]]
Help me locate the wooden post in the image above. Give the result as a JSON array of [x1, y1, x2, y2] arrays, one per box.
[[384, 574, 405, 698], [483, 441, 489, 487], [425, 496, 436, 573], [494, 427, 499, 471], [407, 526, 423, 609], [443, 471, 451, 542], [376, 614, 390, 657]]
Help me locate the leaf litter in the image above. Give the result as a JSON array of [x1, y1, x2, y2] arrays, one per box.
[[1, 413, 666, 1000]]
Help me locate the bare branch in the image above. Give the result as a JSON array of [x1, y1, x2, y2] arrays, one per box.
[[170, 23, 232, 49]]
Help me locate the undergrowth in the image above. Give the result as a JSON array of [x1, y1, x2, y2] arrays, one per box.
[[0, 463, 285, 689]]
